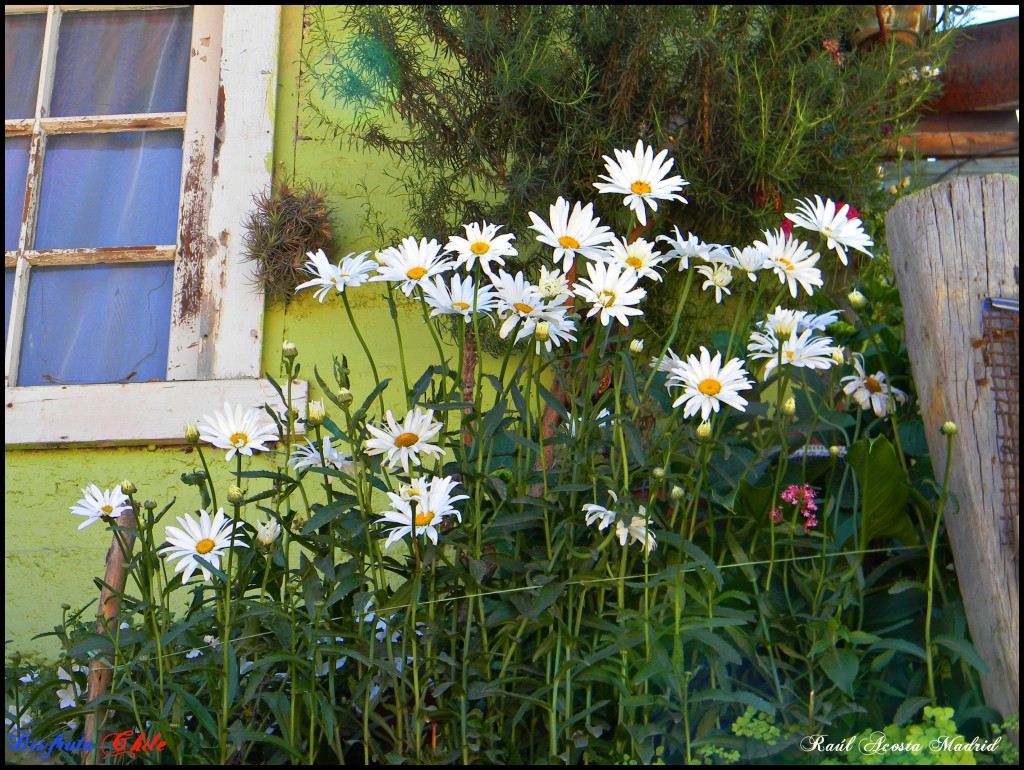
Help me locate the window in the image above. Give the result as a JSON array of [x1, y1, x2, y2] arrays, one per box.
[[4, 6, 305, 446]]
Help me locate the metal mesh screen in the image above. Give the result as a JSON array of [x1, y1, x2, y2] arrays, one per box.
[[982, 299, 1019, 556]]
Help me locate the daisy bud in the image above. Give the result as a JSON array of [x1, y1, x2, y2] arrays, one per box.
[[848, 289, 868, 310], [121, 480, 136, 495], [307, 399, 326, 427], [829, 445, 844, 458], [630, 338, 645, 354], [696, 421, 712, 439], [255, 518, 282, 547], [831, 347, 846, 366], [282, 340, 298, 359], [670, 485, 685, 501], [535, 320, 551, 341], [782, 397, 797, 416], [652, 467, 666, 480], [941, 421, 959, 437], [184, 423, 201, 444], [889, 185, 899, 196], [227, 485, 245, 504], [336, 388, 354, 407], [143, 500, 157, 511]]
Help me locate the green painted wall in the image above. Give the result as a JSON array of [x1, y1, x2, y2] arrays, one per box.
[[4, 6, 473, 660]]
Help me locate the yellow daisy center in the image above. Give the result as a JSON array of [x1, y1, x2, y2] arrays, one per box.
[[698, 378, 722, 396], [406, 267, 428, 280], [631, 181, 652, 195], [864, 377, 882, 393], [414, 510, 435, 527], [778, 258, 795, 272], [513, 302, 533, 314], [196, 538, 216, 555], [229, 432, 249, 448], [598, 290, 618, 308], [330, 277, 339, 284], [394, 432, 419, 448], [626, 256, 644, 269], [786, 350, 796, 360], [558, 236, 580, 250], [470, 242, 490, 255], [101, 505, 114, 514], [452, 301, 471, 311]]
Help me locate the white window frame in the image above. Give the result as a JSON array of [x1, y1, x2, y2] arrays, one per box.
[[4, 5, 305, 447]]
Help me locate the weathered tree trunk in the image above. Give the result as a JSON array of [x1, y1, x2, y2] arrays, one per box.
[[887, 174, 1019, 720]]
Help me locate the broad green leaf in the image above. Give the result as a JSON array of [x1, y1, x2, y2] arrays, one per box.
[[933, 634, 989, 673], [820, 648, 859, 696], [847, 436, 918, 545]]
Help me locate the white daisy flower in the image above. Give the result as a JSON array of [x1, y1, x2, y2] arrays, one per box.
[[537, 265, 572, 301], [583, 491, 620, 531], [593, 139, 689, 226], [295, 249, 376, 301], [760, 306, 841, 339], [377, 475, 468, 548], [657, 227, 730, 271], [198, 402, 280, 462], [785, 195, 874, 265], [159, 508, 248, 584], [564, 407, 612, 439], [364, 408, 445, 473], [186, 634, 221, 659], [446, 221, 518, 275], [422, 273, 500, 322], [841, 354, 907, 417], [604, 236, 667, 282], [731, 245, 768, 282], [528, 197, 614, 271], [255, 518, 282, 547], [373, 236, 454, 296], [56, 667, 81, 710], [516, 312, 577, 354], [574, 259, 647, 328], [70, 483, 131, 530], [749, 328, 837, 378], [288, 436, 354, 474], [650, 347, 686, 375], [754, 229, 823, 299], [616, 510, 657, 554], [664, 346, 754, 421], [491, 270, 552, 339], [696, 262, 733, 304]]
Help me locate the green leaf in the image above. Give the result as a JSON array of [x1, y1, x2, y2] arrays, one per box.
[[732, 478, 775, 518], [897, 420, 930, 456], [820, 648, 859, 695], [302, 500, 347, 534], [932, 635, 989, 673], [847, 436, 918, 545], [894, 696, 932, 726]]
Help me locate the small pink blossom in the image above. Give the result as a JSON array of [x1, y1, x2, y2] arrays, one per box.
[[774, 484, 819, 531]]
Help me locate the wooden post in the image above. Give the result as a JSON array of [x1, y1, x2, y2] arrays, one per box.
[[886, 174, 1019, 720], [83, 507, 138, 762]]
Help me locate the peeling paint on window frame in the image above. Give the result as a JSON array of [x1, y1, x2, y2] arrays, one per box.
[[3, 5, 306, 447]]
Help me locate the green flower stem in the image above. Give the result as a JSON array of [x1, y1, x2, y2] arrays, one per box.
[[341, 291, 385, 411], [194, 442, 219, 514], [385, 284, 413, 406], [640, 267, 696, 401], [925, 432, 956, 704]]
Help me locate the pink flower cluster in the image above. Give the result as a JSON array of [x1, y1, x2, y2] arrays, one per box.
[[770, 484, 819, 531]]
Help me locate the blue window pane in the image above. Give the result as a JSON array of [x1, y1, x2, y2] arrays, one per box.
[[35, 131, 183, 250], [4, 267, 14, 349], [5, 13, 45, 119], [51, 8, 192, 117], [19, 262, 173, 386], [5, 136, 31, 251]]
